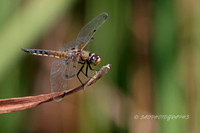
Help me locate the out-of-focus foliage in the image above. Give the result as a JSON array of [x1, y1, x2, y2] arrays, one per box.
[[0, 0, 199, 133]]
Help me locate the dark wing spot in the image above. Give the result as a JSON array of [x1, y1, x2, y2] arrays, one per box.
[[93, 29, 96, 32], [104, 15, 108, 20], [71, 48, 75, 50], [65, 59, 69, 64], [91, 37, 94, 40]]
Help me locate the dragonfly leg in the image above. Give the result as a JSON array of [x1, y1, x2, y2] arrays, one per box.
[[85, 64, 92, 78], [77, 64, 85, 85], [78, 64, 91, 78], [88, 64, 99, 71], [86, 64, 97, 82], [77, 63, 94, 85], [62, 92, 66, 98], [78, 61, 85, 64], [86, 65, 89, 77]]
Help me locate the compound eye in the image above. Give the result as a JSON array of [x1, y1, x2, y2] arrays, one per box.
[[91, 56, 97, 63], [90, 54, 99, 63]]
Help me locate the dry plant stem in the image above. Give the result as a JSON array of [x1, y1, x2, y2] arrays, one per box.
[[0, 64, 111, 114]]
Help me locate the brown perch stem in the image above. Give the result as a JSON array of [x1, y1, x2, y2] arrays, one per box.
[[0, 64, 110, 114]]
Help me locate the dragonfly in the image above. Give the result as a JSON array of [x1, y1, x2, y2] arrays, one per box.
[[21, 12, 108, 101]]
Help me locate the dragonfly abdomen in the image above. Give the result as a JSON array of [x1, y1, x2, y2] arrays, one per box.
[[21, 48, 68, 59]]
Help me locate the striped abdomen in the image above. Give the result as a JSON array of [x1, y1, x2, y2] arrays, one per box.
[[21, 48, 72, 59]]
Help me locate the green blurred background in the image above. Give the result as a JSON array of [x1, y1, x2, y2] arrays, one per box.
[[0, 0, 199, 133]]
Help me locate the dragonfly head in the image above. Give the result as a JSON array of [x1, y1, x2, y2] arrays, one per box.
[[90, 53, 101, 66]]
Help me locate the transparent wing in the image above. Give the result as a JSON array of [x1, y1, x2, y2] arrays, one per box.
[[50, 59, 67, 102], [75, 12, 108, 50], [59, 37, 94, 51], [59, 40, 76, 51], [50, 58, 78, 102], [64, 54, 79, 80]]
